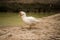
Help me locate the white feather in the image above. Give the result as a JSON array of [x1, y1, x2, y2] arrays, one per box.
[[19, 11, 40, 27]]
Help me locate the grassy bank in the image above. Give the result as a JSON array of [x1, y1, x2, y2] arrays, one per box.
[[0, 12, 55, 26]]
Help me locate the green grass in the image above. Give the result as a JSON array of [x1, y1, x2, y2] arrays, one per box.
[[0, 12, 22, 26], [0, 12, 55, 26]]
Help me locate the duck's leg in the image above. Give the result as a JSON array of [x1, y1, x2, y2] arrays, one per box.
[[29, 25, 32, 29], [27, 25, 32, 29], [29, 24, 35, 29]]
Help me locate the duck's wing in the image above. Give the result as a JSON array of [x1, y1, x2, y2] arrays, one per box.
[[27, 16, 39, 23]]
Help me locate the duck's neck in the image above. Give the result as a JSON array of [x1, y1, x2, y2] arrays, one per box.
[[21, 15, 26, 18]]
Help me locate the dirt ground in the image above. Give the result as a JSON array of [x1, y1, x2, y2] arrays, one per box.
[[0, 13, 60, 40]]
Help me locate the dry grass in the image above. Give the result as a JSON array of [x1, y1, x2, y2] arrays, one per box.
[[0, 13, 60, 40]]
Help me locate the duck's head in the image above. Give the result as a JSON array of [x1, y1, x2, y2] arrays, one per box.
[[19, 11, 26, 17]]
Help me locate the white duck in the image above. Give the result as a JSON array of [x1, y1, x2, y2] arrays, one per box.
[[19, 11, 39, 29]]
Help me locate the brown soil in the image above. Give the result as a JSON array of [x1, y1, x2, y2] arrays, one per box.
[[0, 13, 60, 40]]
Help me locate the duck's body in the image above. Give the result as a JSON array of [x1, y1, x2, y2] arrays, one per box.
[[22, 16, 39, 25], [19, 11, 39, 29]]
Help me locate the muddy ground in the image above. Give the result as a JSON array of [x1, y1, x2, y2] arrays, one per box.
[[0, 13, 60, 40]]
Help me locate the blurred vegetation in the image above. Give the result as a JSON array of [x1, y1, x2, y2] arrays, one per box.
[[0, 2, 60, 13]]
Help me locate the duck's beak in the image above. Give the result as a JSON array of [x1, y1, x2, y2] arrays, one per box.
[[19, 13, 23, 16]]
